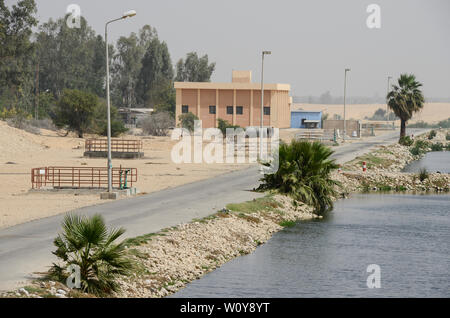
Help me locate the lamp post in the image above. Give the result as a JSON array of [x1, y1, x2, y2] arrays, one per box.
[[260, 50, 271, 160], [105, 10, 136, 192], [386, 76, 392, 120], [343, 68, 350, 142]]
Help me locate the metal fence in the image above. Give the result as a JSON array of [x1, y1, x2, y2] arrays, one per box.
[[85, 139, 143, 153], [31, 166, 137, 189]]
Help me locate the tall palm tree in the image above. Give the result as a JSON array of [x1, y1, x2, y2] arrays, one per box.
[[387, 74, 425, 138]]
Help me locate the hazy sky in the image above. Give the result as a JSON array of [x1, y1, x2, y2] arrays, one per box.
[[8, 0, 450, 98]]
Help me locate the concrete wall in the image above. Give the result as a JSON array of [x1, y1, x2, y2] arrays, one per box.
[[323, 119, 361, 137]]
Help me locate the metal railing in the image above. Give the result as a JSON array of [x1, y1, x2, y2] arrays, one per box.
[[31, 166, 137, 189], [85, 139, 143, 153]]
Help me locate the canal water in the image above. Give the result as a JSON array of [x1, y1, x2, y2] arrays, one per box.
[[173, 152, 450, 298], [403, 151, 450, 173], [172, 193, 450, 297]]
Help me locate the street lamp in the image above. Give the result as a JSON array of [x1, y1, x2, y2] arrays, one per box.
[[343, 68, 350, 142], [105, 10, 136, 192], [260, 50, 271, 160], [386, 76, 392, 120]]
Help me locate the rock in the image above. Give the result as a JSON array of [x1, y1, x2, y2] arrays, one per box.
[[18, 288, 29, 296], [56, 289, 67, 295]]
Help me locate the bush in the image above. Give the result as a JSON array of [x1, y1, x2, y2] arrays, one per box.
[[140, 111, 173, 136], [418, 168, 429, 182], [91, 99, 128, 137], [410, 139, 430, 156], [217, 118, 240, 136], [399, 136, 413, 146], [49, 214, 133, 296], [428, 130, 437, 140], [446, 133, 450, 141], [437, 118, 450, 128], [178, 112, 198, 132], [258, 140, 340, 214], [53, 89, 98, 138], [431, 142, 444, 151]]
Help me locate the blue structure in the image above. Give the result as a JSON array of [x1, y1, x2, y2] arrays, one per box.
[[291, 110, 322, 128]]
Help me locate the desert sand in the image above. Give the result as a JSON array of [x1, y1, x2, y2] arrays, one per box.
[[0, 121, 251, 229], [293, 103, 450, 124]]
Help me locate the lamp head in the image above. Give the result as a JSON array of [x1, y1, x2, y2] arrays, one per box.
[[262, 51, 272, 55], [122, 10, 137, 18], [345, 68, 351, 72]]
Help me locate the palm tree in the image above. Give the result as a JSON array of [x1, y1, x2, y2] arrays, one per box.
[[259, 140, 340, 214], [50, 214, 133, 296], [387, 74, 425, 138]]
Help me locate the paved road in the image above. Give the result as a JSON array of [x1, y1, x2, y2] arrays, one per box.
[[0, 128, 427, 291]]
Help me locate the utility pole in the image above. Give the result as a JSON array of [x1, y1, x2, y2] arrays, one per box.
[[260, 50, 271, 160], [343, 68, 350, 142], [386, 76, 392, 120]]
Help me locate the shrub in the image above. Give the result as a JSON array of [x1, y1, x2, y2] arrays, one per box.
[[217, 118, 240, 136], [53, 89, 98, 138], [140, 111, 173, 136], [437, 118, 450, 128], [428, 130, 437, 140], [178, 112, 198, 132], [91, 99, 128, 137], [446, 133, 450, 141], [49, 214, 133, 296], [431, 142, 444, 151], [399, 136, 413, 146], [258, 140, 340, 214], [410, 139, 430, 156], [418, 168, 429, 182]]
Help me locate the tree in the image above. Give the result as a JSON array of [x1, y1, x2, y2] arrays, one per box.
[[91, 98, 127, 137], [387, 74, 425, 138], [136, 37, 174, 108], [50, 214, 133, 296], [178, 112, 198, 132], [258, 140, 339, 214], [140, 111, 173, 136], [53, 89, 98, 138], [111, 25, 157, 109], [0, 0, 37, 112], [175, 52, 215, 82], [35, 15, 106, 99]]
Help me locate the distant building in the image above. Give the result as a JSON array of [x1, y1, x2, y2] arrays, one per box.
[[118, 108, 153, 126], [174, 70, 291, 129], [291, 110, 322, 129]]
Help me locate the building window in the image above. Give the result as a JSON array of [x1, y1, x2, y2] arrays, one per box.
[[236, 106, 243, 115], [226, 106, 233, 115], [209, 105, 216, 114], [264, 106, 271, 115], [182, 105, 189, 113]]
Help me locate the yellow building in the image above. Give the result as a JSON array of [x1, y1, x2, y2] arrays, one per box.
[[174, 70, 291, 128]]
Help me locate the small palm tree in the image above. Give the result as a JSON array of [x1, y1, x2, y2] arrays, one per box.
[[387, 74, 425, 138], [50, 214, 133, 296], [259, 140, 340, 214]]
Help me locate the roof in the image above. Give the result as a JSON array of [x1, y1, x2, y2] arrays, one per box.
[[174, 81, 290, 91], [291, 110, 322, 114]]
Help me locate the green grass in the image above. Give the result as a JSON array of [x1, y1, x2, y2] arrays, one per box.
[[279, 220, 296, 227], [123, 233, 158, 247]]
